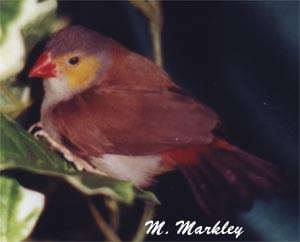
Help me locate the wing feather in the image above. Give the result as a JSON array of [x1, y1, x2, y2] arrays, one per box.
[[50, 86, 219, 157]]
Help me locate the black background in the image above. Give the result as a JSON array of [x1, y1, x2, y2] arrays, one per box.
[[21, 1, 299, 241]]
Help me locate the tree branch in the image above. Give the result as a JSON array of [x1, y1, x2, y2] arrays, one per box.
[[88, 199, 122, 242]]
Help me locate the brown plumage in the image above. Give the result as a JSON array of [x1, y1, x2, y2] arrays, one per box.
[[29, 26, 280, 216]]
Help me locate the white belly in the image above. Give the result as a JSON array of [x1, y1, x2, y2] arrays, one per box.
[[90, 154, 163, 187]]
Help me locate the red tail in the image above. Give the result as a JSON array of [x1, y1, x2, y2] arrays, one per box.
[[161, 138, 281, 216]]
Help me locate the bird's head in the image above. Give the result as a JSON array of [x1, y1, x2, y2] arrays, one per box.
[[29, 26, 111, 99]]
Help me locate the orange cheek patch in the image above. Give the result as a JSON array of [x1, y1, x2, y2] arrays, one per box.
[[55, 55, 101, 90], [67, 57, 101, 90]]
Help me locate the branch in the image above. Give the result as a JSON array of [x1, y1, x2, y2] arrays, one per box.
[[88, 199, 122, 242], [129, 0, 163, 67], [132, 203, 156, 242], [105, 197, 120, 231]]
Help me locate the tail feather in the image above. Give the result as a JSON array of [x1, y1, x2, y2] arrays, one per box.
[[165, 138, 281, 216], [180, 166, 214, 215], [207, 158, 255, 205]]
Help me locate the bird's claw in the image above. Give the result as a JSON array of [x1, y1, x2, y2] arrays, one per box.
[[28, 122, 43, 134]]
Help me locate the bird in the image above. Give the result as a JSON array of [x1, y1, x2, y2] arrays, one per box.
[[29, 26, 280, 215]]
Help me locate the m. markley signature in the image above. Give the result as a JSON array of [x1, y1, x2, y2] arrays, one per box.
[[145, 220, 244, 239]]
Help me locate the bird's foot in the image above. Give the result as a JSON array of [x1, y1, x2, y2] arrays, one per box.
[[33, 129, 106, 175], [28, 121, 43, 134]]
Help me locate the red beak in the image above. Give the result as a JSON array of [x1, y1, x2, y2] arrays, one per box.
[[28, 51, 57, 78]]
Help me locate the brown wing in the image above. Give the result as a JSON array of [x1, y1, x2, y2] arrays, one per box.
[[50, 86, 219, 158]]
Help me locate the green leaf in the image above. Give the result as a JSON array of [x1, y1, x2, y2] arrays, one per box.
[[0, 81, 31, 118], [0, 176, 45, 242], [0, 0, 57, 81], [135, 188, 161, 205], [0, 0, 57, 119], [0, 0, 23, 42], [0, 114, 160, 205]]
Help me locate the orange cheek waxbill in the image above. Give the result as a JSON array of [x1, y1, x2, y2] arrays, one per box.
[[29, 26, 280, 215]]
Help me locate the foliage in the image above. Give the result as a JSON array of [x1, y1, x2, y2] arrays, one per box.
[[0, 0, 57, 118], [0, 0, 57, 81], [0, 177, 45, 242], [0, 1, 57, 240]]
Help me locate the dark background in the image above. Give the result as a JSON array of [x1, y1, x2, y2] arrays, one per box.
[[22, 1, 299, 241]]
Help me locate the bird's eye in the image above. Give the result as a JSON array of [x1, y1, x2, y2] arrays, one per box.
[[68, 56, 80, 65]]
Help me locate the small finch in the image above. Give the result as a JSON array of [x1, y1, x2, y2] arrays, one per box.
[[29, 26, 280, 215]]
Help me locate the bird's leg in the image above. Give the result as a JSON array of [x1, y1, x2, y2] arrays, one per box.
[[33, 129, 106, 175], [28, 121, 43, 134]]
